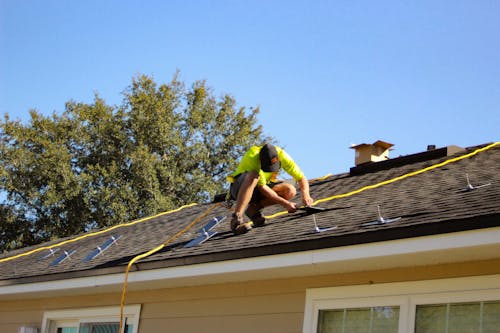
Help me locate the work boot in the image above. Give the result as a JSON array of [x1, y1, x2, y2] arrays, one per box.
[[245, 203, 266, 227], [231, 212, 252, 235]]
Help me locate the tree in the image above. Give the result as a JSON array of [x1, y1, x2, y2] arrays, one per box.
[[0, 73, 267, 252]]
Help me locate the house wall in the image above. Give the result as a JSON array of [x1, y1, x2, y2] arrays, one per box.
[[2, 258, 500, 333]]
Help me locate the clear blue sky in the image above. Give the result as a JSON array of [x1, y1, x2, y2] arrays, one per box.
[[1, 0, 499, 178]]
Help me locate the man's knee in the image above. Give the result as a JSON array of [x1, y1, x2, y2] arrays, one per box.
[[278, 183, 297, 200]]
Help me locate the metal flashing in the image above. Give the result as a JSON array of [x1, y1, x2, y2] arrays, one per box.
[[40, 248, 60, 260], [184, 216, 225, 248], [49, 250, 76, 266], [83, 235, 121, 262]]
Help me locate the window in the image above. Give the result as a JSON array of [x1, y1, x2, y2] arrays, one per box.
[[318, 306, 400, 333], [415, 301, 500, 333], [79, 322, 128, 333], [41, 305, 140, 333], [303, 275, 500, 333], [54, 323, 131, 333], [57, 328, 77, 333]]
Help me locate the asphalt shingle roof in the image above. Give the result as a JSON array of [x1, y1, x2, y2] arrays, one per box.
[[1, 143, 499, 283]]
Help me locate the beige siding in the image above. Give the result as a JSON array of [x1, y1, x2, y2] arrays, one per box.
[[0, 309, 42, 333], [1, 258, 500, 333], [139, 313, 303, 333], [137, 292, 304, 333]]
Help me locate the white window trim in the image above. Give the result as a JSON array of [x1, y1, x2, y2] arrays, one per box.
[[41, 304, 141, 333], [303, 274, 500, 333]]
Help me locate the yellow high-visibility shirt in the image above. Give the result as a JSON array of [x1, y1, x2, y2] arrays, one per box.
[[228, 146, 305, 186]]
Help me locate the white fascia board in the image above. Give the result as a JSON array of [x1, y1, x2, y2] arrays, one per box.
[[1, 226, 500, 299]]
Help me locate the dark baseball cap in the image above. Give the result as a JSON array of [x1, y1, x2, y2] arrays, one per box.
[[260, 143, 280, 172]]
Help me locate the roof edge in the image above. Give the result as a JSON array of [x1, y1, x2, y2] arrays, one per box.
[[1, 222, 499, 300], [1, 212, 499, 287]]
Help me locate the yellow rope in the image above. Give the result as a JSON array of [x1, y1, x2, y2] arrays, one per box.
[[0, 203, 198, 264], [264, 142, 500, 219], [118, 203, 221, 332], [311, 173, 333, 182]]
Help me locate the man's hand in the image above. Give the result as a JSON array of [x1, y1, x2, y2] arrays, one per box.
[[285, 201, 298, 213], [302, 193, 314, 207]]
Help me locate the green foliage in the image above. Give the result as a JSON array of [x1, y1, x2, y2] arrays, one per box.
[[0, 73, 266, 252]]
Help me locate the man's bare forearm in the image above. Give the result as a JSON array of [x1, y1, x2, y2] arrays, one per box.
[[299, 177, 314, 206]]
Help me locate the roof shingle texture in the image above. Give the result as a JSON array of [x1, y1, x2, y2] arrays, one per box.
[[1, 144, 499, 282]]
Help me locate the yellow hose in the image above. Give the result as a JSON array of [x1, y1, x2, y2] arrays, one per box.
[[118, 203, 221, 332]]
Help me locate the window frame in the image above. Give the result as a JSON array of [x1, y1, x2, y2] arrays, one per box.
[[314, 296, 408, 333], [303, 274, 500, 333], [41, 304, 141, 333]]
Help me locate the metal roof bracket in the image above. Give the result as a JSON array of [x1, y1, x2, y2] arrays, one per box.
[[362, 205, 402, 227], [459, 173, 492, 192], [312, 214, 337, 233]]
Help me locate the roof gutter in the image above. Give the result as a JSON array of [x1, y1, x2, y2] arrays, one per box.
[[1, 226, 500, 300]]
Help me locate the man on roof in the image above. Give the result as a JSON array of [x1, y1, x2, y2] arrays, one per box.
[[228, 143, 314, 235]]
